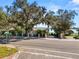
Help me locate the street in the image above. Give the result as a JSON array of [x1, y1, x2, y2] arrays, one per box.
[[11, 39, 79, 59]]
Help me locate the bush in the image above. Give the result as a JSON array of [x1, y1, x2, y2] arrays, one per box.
[[74, 35, 79, 39], [0, 46, 17, 58], [36, 30, 48, 37], [49, 33, 54, 36], [0, 36, 5, 39]]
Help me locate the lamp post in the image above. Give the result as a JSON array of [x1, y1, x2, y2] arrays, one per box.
[[4, 31, 10, 43]]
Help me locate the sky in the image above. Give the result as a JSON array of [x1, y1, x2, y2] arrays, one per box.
[[0, 0, 79, 27]]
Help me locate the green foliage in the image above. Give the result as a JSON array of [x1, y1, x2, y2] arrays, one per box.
[[36, 30, 48, 37], [73, 27, 79, 35], [6, 0, 46, 35], [52, 9, 77, 38], [0, 8, 9, 30], [0, 0, 77, 39], [65, 30, 74, 36], [74, 35, 79, 39], [0, 46, 17, 58]]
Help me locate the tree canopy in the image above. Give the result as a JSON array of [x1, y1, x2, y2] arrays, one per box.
[[0, 0, 77, 38]]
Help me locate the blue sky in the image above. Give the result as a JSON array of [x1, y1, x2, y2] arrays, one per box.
[[0, 0, 79, 27]]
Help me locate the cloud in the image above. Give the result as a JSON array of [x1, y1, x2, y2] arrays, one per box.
[[72, 8, 79, 11], [47, 4, 61, 12], [65, 0, 79, 11], [71, 0, 79, 4]]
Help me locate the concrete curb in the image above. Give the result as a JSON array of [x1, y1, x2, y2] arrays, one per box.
[[12, 51, 20, 59], [44, 38, 79, 41], [3, 51, 20, 59]]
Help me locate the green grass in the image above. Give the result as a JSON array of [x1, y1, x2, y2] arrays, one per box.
[[65, 36, 74, 39], [0, 46, 17, 58], [65, 34, 78, 39]]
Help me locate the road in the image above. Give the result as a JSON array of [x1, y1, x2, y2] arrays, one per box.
[[11, 39, 79, 59]]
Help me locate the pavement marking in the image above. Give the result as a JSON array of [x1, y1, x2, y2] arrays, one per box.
[[20, 51, 73, 59], [20, 46, 79, 56]]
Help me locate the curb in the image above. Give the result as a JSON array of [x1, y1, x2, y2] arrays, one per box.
[[12, 51, 20, 59], [3, 51, 20, 59], [44, 38, 79, 41]]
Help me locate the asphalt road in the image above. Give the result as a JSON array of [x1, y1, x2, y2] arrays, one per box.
[[11, 39, 79, 59]]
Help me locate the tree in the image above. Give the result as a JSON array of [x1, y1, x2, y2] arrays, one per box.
[[0, 7, 10, 43], [73, 27, 79, 35], [4, 0, 78, 39], [0, 7, 9, 31], [6, 0, 46, 38], [36, 29, 48, 38], [53, 9, 77, 39], [41, 11, 55, 37]]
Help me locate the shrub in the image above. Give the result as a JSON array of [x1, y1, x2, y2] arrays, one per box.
[[74, 35, 79, 39], [36, 30, 48, 37], [0, 46, 17, 58]]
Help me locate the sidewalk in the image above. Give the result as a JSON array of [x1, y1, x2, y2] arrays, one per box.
[[44, 38, 79, 41]]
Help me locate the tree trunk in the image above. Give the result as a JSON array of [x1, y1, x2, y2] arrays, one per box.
[[16, 32, 18, 36], [22, 32, 24, 38], [38, 34, 40, 38], [59, 32, 65, 39], [45, 29, 48, 38], [27, 33, 30, 38], [16, 32, 18, 38], [78, 31, 79, 35], [5, 34, 9, 43], [45, 33, 47, 38], [47, 25, 49, 37]]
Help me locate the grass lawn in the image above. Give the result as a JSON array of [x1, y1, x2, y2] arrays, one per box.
[[65, 34, 77, 39], [0, 46, 17, 58], [65, 36, 74, 39]]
